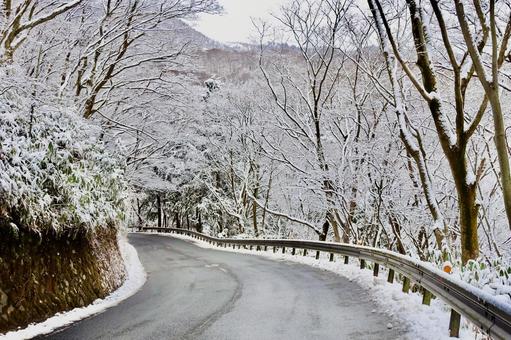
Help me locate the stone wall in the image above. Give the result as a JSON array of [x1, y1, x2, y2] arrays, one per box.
[[0, 225, 126, 333]]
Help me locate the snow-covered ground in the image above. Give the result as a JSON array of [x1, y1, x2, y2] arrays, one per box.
[[162, 232, 483, 340], [0, 235, 146, 340]]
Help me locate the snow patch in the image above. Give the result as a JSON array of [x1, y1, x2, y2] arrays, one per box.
[[0, 235, 146, 340], [466, 170, 476, 186]]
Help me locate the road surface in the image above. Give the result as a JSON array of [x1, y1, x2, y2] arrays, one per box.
[[42, 233, 405, 340]]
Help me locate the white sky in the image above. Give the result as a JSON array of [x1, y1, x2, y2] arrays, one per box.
[[192, 0, 288, 43]]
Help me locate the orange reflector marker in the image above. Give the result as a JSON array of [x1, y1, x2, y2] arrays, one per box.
[[443, 261, 452, 274]]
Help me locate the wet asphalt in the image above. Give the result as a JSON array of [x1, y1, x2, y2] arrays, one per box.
[[42, 233, 404, 340]]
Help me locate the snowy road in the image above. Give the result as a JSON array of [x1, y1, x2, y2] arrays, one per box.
[[41, 233, 404, 340]]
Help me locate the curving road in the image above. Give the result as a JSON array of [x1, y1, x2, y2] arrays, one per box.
[[42, 233, 405, 340]]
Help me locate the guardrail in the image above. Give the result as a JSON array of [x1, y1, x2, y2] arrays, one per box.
[[140, 227, 511, 339]]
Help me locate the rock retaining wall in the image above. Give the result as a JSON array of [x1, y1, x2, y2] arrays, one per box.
[[0, 225, 126, 333]]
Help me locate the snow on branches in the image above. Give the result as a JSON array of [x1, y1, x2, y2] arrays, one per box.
[[0, 87, 126, 233]]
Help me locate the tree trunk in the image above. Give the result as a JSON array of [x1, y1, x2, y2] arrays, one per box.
[[260, 168, 273, 232], [388, 211, 406, 255], [175, 212, 180, 229], [455, 176, 480, 263], [487, 91, 511, 231], [197, 213, 203, 233], [136, 197, 143, 230], [326, 208, 341, 242], [343, 195, 357, 243], [252, 180, 259, 237], [319, 220, 329, 241], [156, 195, 162, 229], [252, 200, 258, 237]]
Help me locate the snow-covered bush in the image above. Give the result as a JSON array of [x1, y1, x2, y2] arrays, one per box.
[[0, 100, 126, 233], [460, 258, 511, 298], [429, 246, 511, 304]]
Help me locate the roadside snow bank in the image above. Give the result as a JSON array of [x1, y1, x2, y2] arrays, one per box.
[[161, 232, 480, 340], [0, 235, 146, 340]]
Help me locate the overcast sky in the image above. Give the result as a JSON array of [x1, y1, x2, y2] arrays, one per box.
[[192, 0, 288, 43]]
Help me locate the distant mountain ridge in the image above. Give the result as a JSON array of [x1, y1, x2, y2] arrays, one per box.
[[173, 20, 297, 53], [172, 19, 225, 49]]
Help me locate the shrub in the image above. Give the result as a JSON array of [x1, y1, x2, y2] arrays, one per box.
[[0, 100, 126, 234]]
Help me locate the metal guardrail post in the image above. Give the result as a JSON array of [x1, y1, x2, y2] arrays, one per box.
[[344, 256, 349, 264], [329, 253, 334, 262], [449, 309, 461, 338], [402, 277, 410, 293], [387, 269, 395, 283], [360, 259, 366, 269], [373, 263, 379, 277], [422, 289, 432, 306], [316, 251, 320, 260]]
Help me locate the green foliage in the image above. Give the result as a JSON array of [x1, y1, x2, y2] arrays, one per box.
[[0, 103, 127, 233]]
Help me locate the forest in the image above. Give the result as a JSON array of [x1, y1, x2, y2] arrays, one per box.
[[2, 0, 511, 328]]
